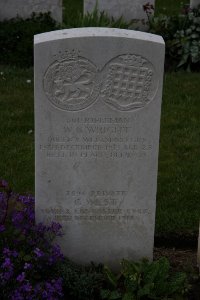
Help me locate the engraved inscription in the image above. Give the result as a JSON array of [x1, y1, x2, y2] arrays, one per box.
[[41, 189, 151, 224], [43, 52, 158, 111], [39, 116, 153, 160], [101, 54, 156, 111], [43, 51, 99, 111]]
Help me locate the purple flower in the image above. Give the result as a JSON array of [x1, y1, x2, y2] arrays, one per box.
[[41, 278, 63, 298], [12, 250, 18, 258], [50, 222, 62, 234], [23, 206, 35, 222], [11, 291, 24, 300], [0, 224, 5, 232], [11, 282, 32, 300], [24, 263, 32, 270], [51, 278, 63, 296], [22, 282, 32, 292], [3, 248, 11, 255], [16, 272, 25, 283], [0, 181, 65, 299], [35, 222, 47, 233], [2, 258, 12, 268], [1, 270, 13, 281], [50, 244, 64, 263], [12, 211, 24, 225], [2, 248, 18, 258], [1, 257, 14, 283], [18, 195, 34, 205], [34, 247, 44, 258]]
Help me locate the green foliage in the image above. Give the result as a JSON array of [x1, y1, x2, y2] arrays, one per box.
[[148, 6, 200, 70], [55, 259, 104, 300], [101, 258, 188, 300], [155, 0, 189, 16], [62, 6, 131, 29], [0, 13, 58, 67], [62, 0, 83, 24], [170, 7, 200, 70], [0, 8, 131, 68]]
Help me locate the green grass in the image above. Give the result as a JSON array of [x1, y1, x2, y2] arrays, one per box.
[[0, 66, 34, 194], [0, 66, 200, 235], [156, 72, 200, 234]]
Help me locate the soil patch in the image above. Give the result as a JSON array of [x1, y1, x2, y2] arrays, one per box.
[[154, 247, 197, 272]]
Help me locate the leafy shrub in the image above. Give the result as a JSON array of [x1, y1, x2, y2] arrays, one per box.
[[0, 13, 58, 67], [0, 179, 64, 299], [55, 259, 104, 300], [101, 258, 189, 300], [62, 6, 132, 29], [0, 9, 131, 68], [148, 5, 200, 70]]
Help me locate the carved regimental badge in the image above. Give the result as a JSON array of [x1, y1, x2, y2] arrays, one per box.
[[43, 53, 99, 111], [43, 52, 157, 112], [100, 54, 157, 111]]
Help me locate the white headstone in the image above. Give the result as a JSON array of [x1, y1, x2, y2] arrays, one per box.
[[0, 0, 62, 23], [190, 0, 200, 8], [84, 0, 155, 27], [34, 28, 165, 269]]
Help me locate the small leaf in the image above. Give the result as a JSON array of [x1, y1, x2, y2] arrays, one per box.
[[168, 272, 187, 294], [23, 254, 32, 262], [122, 292, 136, 300], [109, 290, 122, 300], [104, 266, 118, 288], [137, 283, 154, 297], [100, 289, 111, 299]]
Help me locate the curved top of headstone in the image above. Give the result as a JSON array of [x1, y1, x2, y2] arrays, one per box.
[[34, 27, 164, 45]]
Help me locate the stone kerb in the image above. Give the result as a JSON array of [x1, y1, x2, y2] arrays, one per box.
[[34, 27, 165, 269]]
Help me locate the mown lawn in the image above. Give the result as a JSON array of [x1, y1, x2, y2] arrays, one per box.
[[0, 67, 34, 194], [156, 72, 200, 234], [0, 66, 199, 235]]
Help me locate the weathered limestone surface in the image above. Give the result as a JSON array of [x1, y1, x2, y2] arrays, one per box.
[[0, 0, 62, 22], [34, 28, 165, 269], [84, 0, 155, 24]]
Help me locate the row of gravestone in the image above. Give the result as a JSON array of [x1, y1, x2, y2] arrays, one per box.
[[1, 0, 200, 23]]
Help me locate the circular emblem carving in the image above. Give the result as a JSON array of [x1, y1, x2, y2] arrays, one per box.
[[100, 54, 158, 111], [43, 57, 99, 111]]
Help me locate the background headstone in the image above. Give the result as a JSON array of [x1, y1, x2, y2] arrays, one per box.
[[34, 28, 165, 269], [0, 0, 62, 23], [84, 0, 155, 27], [190, 0, 200, 8]]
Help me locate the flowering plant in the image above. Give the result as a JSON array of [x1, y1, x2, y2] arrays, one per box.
[[0, 179, 64, 300]]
